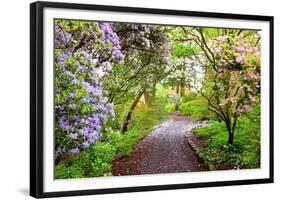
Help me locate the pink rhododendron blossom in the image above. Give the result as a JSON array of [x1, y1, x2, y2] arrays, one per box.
[[214, 46, 222, 53], [245, 71, 255, 80], [246, 48, 253, 53], [236, 56, 244, 63], [235, 46, 245, 53], [217, 36, 227, 43], [247, 93, 256, 102], [237, 104, 252, 114]]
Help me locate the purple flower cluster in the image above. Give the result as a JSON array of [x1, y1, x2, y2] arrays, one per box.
[[100, 22, 125, 60], [54, 20, 122, 157], [58, 113, 103, 154], [54, 24, 72, 48], [55, 65, 116, 155]]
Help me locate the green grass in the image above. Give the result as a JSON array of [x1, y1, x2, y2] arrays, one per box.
[[193, 105, 260, 169], [179, 96, 215, 120], [194, 121, 226, 139]]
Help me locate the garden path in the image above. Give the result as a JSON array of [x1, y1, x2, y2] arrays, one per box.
[[112, 112, 208, 176]]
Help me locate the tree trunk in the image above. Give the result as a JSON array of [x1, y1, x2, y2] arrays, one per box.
[[225, 120, 234, 145], [152, 82, 156, 101], [228, 116, 238, 145], [176, 80, 180, 95], [175, 80, 180, 111], [175, 103, 179, 111], [180, 78, 185, 96], [144, 90, 153, 106], [187, 83, 191, 90], [144, 83, 156, 107], [228, 130, 234, 145], [122, 90, 144, 133]]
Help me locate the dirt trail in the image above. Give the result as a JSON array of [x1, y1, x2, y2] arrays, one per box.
[[112, 113, 208, 176]]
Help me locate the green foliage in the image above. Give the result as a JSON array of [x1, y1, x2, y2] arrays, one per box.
[[130, 104, 159, 130], [163, 90, 197, 113], [55, 96, 168, 178], [112, 85, 168, 130], [201, 28, 219, 38], [193, 105, 260, 169], [113, 98, 168, 158], [55, 164, 84, 179], [85, 142, 116, 177], [179, 96, 214, 120], [55, 141, 115, 179], [111, 128, 149, 158], [112, 102, 130, 130], [172, 44, 198, 58], [194, 121, 226, 139], [165, 103, 176, 113], [181, 92, 197, 103]]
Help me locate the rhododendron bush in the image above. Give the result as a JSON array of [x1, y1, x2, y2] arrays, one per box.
[[54, 20, 124, 158]]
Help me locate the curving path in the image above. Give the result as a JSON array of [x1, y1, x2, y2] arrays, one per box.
[[112, 112, 208, 176]]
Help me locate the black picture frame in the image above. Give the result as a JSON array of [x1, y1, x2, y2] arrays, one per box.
[[30, 1, 274, 198]]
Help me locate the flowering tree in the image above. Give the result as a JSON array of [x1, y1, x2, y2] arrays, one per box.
[[102, 23, 170, 132], [195, 28, 260, 144], [106, 24, 170, 104], [54, 20, 124, 159]]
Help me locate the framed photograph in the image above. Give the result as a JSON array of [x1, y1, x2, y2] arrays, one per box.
[[30, 1, 274, 198]]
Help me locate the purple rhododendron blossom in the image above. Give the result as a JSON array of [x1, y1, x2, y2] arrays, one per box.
[[68, 132, 78, 139], [69, 147, 80, 155], [54, 20, 122, 157], [82, 141, 90, 149]]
